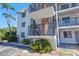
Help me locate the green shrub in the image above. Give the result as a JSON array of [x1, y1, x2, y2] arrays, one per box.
[[0, 32, 6, 40], [5, 31, 16, 37], [31, 39, 53, 53], [1, 36, 7, 40], [0, 38, 3, 42], [22, 38, 30, 45], [6, 35, 18, 42]]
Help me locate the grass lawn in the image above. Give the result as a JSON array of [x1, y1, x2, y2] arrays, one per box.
[[59, 50, 74, 56]]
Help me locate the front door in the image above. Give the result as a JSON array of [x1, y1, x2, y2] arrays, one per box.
[[42, 18, 48, 35]]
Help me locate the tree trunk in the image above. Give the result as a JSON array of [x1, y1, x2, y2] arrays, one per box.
[[7, 18, 11, 36], [7, 8, 11, 36], [8, 23, 11, 36]]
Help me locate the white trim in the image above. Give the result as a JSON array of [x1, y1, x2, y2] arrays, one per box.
[[58, 6, 79, 14], [58, 25, 79, 29], [55, 3, 60, 46], [27, 36, 56, 39]]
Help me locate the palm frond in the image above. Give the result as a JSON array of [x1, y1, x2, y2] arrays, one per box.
[[3, 13, 8, 18], [1, 3, 10, 9], [10, 6, 15, 10], [3, 13, 16, 20], [1, 3, 15, 10], [8, 14, 16, 20]]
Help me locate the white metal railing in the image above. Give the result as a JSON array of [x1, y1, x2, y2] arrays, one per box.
[[29, 3, 54, 13], [28, 22, 55, 36], [58, 17, 79, 27], [58, 3, 79, 11]]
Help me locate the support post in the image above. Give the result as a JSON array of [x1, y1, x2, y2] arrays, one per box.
[[55, 3, 60, 46]]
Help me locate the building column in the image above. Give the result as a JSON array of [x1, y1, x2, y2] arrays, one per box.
[[55, 3, 60, 46]]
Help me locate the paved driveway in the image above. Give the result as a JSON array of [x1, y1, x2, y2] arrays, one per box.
[[0, 43, 31, 56], [0, 45, 32, 56], [0, 43, 79, 56]]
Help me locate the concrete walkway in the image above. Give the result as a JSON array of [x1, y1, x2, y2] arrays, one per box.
[[0, 43, 79, 56], [0, 43, 31, 56], [0, 45, 75, 56]]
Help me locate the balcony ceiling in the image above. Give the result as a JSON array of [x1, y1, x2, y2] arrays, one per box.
[[58, 6, 79, 15], [29, 6, 55, 19]]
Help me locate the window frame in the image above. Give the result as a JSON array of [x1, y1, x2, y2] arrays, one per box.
[[21, 32, 25, 38], [22, 12, 26, 17], [22, 22, 25, 27], [63, 31, 72, 38], [72, 3, 77, 7]]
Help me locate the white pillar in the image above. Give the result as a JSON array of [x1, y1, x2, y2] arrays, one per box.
[[55, 3, 60, 46]]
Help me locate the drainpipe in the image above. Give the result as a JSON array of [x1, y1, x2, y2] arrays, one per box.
[[55, 3, 60, 46]]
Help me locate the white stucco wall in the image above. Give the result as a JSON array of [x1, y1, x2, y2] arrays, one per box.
[[58, 12, 79, 44], [59, 29, 76, 44], [17, 9, 31, 42]]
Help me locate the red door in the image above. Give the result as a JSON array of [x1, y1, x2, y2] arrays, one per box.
[[42, 18, 48, 34]]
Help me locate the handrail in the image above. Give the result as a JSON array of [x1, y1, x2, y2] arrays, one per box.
[[29, 3, 54, 13], [58, 17, 79, 27], [58, 3, 79, 11], [28, 22, 55, 36]]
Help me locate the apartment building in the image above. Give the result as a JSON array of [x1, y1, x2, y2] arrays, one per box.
[[58, 3, 79, 44], [17, 9, 31, 42], [17, 3, 79, 46]]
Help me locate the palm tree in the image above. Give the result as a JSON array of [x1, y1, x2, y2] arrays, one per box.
[[1, 3, 15, 35], [3, 13, 15, 35]]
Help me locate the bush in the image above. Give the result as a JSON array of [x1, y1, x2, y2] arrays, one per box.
[[6, 35, 18, 42], [0, 38, 3, 42], [1, 36, 7, 40], [22, 38, 30, 45], [1, 31, 17, 41], [0, 32, 6, 40], [31, 39, 53, 53]]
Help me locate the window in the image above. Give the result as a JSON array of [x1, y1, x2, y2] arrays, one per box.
[[22, 12, 26, 17], [21, 32, 25, 38], [62, 17, 70, 24], [72, 3, 77, 7], [22, 22, 25, 27], [61, 4, 69, 10], [63, 31, 72, 38]]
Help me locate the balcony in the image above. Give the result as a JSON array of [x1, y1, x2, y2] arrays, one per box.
[[58, 17, 79, 27], [58, 3, 79, 11], [29, 6, 55, 19], [29, 3, 54, 13], [28, 22, 55, 36]]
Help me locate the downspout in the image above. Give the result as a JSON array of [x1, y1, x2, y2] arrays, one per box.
[[55, 3, 60, 46]]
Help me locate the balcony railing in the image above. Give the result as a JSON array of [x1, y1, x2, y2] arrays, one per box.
[[57, 3, 79, 11], [58, 17, 79, 27], [29, 3, 79, 13], [28, 22, 56, 36], [29, 3, 54, 13]]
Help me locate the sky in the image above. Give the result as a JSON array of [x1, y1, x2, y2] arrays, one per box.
[[0, 3, 30, 28]]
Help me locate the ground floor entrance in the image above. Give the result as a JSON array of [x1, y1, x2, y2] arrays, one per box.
[[59, 28, 79, 44]]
